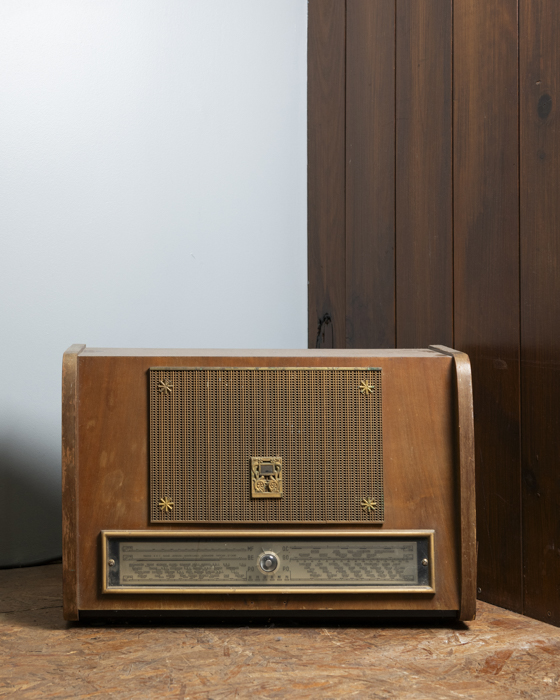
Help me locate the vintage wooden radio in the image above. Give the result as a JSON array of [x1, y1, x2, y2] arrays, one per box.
[[62, 345, 476, 621]]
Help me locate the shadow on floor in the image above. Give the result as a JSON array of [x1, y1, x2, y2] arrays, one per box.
[[0, 439, 62, 569]]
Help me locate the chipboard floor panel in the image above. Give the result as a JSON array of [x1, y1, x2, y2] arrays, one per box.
[[1, 563, 559, 699]]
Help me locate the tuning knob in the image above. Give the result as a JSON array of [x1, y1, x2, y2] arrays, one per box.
[[258, 552, 279, 573]]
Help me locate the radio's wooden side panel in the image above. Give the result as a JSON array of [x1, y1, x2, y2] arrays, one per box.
[[63, 349, 472, 618], [430, 346, 476, 621], [61, 344, 85, 621]]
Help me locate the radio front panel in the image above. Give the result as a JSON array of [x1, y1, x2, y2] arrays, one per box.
[[62, 347, 476, 621]]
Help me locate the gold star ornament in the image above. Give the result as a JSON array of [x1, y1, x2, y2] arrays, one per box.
[[359, 380, 374, 396], [158, 497, 174, 513], [157, 378, 174, 395], [361, 497, 377, 513]]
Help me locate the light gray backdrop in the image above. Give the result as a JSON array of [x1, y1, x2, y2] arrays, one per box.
[[0, 0, 307, 566]]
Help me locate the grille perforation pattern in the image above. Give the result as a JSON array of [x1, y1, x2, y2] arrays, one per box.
[[150, 368, 383, 523]]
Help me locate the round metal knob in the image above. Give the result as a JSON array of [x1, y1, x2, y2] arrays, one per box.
[[258, 552, 279, 573]]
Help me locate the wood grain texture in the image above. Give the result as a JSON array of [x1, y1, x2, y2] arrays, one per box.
[[308, 0, 346, 349], [61, 344, 85, 622], [396, 0, 453, 348], [430, 346, 476, 621], [520, 0, 560, 627], [453, 0, 522, 613], [3, 564, 560, 699], [346, 0, 396, 348], [71, 350, 463, 616]]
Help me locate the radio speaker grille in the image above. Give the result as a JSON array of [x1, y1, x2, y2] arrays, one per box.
[[149, 368, 383, 523]]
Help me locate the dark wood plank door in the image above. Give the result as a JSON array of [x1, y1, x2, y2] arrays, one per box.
[[453, 0, 522, 613], [308, 0, 346, 349], [396, 0, 453, 348], [346, 0, 395, 348], [520, 0, 560, 626]]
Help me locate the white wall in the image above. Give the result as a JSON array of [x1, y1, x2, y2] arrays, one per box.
[[0, 0, 307, 566]]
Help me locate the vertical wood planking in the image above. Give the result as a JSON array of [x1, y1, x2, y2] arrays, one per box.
[[520, 1, 560, 626], [454, 0, 522, 612], [308, 0, 347, 349], [346, 0, 396, 348], [396, 0, 453, 348]]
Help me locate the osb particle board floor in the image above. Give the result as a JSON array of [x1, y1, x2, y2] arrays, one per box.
[[1, 564, 559, 699]]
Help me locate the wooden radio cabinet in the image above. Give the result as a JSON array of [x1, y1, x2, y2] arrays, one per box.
[[62, 346, 475, 621]]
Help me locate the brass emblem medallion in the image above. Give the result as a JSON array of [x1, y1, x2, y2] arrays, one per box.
[[251, 457, 283, 498]]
